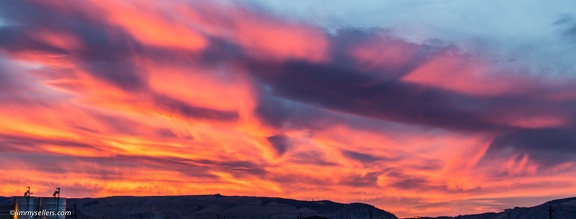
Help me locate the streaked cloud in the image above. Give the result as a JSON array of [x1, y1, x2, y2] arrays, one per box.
[[0, 0, 575, 217]]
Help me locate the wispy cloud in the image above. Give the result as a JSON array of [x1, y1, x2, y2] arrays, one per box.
[[0, 0, 575, 217]]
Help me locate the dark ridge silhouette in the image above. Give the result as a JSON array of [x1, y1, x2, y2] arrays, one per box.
[[2, 195, 576, 218], [54, 194, 397, 219], [406, 197, 576, 219]]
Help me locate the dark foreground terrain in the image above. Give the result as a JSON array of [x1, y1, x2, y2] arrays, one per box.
[[57, 194, 396, 219], [406, 197, 576, 219], [2, 195, 576, 219]]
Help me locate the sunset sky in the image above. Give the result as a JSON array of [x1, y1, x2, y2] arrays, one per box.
[[1, 0, 576, 217]]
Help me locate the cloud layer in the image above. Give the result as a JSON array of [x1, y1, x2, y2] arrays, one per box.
[[1, 0, 575, 217]]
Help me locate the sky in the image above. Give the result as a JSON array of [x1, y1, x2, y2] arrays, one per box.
[[1, 0, 576, 217]]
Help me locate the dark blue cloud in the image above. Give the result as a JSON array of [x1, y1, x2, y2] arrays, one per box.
[[483, 128, 576, 168], [340, 171, 382, 187], [194, 159, 268, 177], [554, 14, 576, 43], [250, 59, 498, 131], [0, 0, 145, 91], [288, 151, 338, 167], [154, 95, 239, 121], [267, 135, 290, 156], [341, 150, 382, 163]]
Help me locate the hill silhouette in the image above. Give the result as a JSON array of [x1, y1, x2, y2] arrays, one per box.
[[3, 195, 576, 218], [406, 197, 576, 219], [62, 194, 398, 219]]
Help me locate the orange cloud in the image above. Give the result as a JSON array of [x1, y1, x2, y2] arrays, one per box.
[[402, 49, 535, 96], [1, 1, 576, 218], [90, 0, 207, 51], [176, 2, 328, 62]]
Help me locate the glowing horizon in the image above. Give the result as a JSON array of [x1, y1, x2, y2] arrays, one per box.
[[1, 0, 576, 217]]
